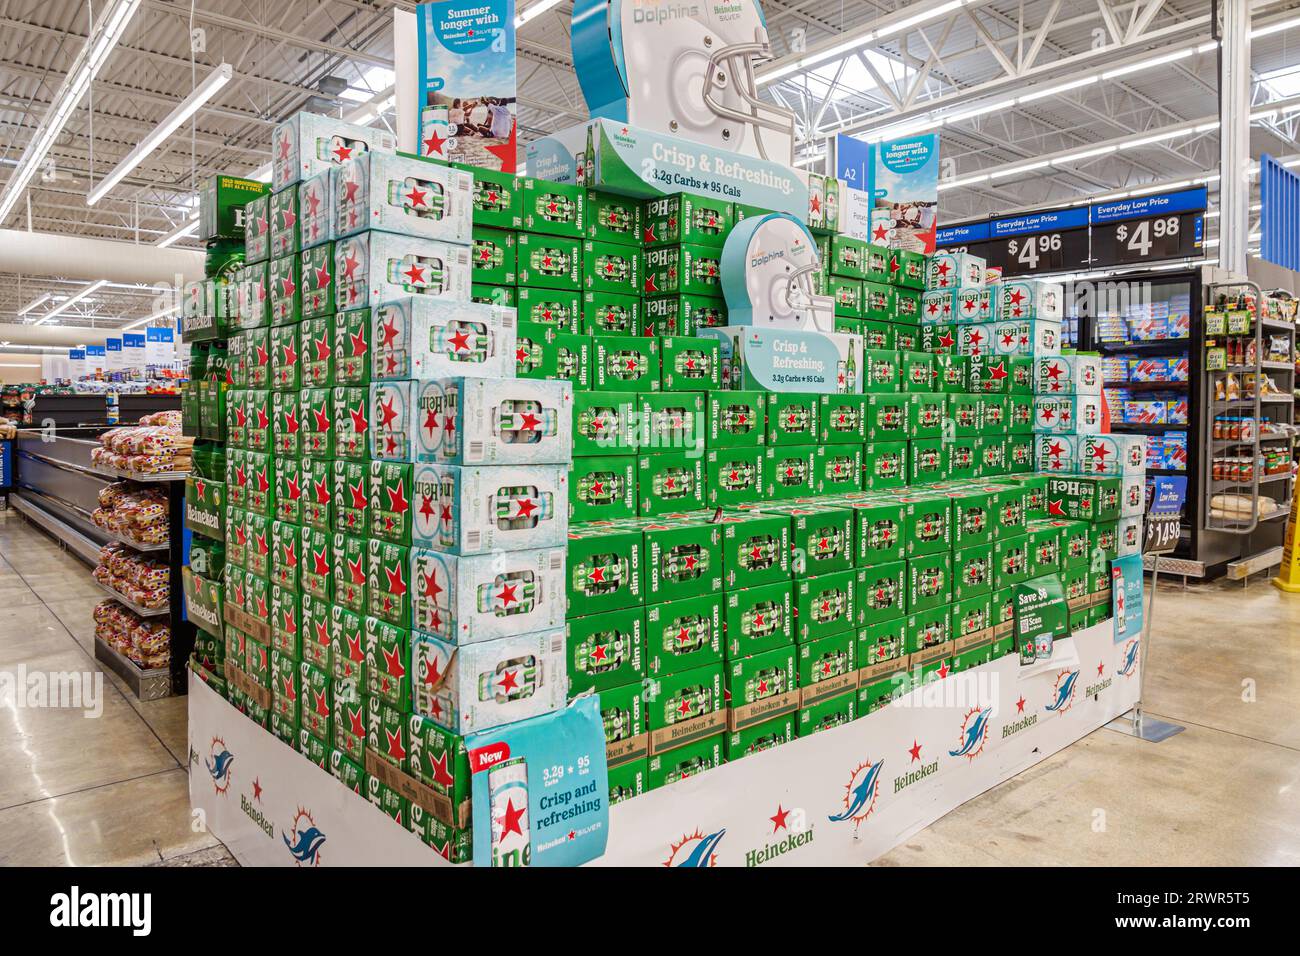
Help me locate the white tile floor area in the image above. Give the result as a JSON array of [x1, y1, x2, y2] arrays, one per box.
[[1, 510, 1298, 867]]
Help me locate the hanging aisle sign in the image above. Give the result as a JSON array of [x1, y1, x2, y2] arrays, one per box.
[[105, 337, 123, 373], [122, 332, 146, 370], [416, 0, 518, 172], [1089, 186, 1206, 268], [145, 325, 175, 366], [85, 344, 107, 375], [67, 349, 86, 380]]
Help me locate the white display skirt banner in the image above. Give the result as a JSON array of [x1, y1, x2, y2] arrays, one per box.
[[189, 620, 1139, 867]]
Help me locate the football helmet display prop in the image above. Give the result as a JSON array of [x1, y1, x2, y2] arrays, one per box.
[[720, 212, 835, 331]]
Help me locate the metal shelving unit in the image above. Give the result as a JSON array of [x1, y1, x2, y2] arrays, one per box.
[[10, 424, 194, 697]]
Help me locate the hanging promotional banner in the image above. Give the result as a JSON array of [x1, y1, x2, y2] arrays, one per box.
[[67, 348, 86, 380], [466, 697, 609, 867], [833, 133, 940, 251], [871, 133, 940, 253], [145, 325, 175, 365], [123, 332, 146, 370], [104, 337, 123, 373], [415, 0, 518, 172]]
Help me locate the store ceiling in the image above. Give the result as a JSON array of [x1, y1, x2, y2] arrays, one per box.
[[0, 0, 1297, 330]]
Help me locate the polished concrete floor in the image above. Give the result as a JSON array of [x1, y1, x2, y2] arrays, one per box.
[[0, 512, 1297, 866]]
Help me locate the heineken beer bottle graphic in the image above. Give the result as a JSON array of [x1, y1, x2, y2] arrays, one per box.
[[489, 757, 531, 867]]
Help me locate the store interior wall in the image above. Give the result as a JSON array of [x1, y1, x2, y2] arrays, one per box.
[[0, 352, 43, 384]]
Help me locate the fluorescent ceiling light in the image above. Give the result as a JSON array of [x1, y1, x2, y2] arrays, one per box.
[[1101, 47, 1195, 80], [17, 293, 54, 316], [1018, 76, 1097, 104], [38, 280, 109, 323], [937, 172, 990, 191], [1053, 144, 1118, 165], [864, 116, 943, 142], [157, 218, 199, 248], [1251, 14, 1300, 38], [88, 63, 233, 206], [120, 304, 180, 331], [516, 0, 562, 27], [877, 0, 966, 39], [943, 98, 1016, 124], [1119, 128, 1191, 149], [0, 0, 142, 226], [990, 159, 1051, 179], [1129, 180, 1191, 196]]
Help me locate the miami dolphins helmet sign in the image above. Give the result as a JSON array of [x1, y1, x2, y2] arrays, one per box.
[[719, 212, 835, 331], [571, 0, 795, 164]]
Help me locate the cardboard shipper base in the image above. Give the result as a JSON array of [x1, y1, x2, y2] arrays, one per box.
[[364, 750, 471, 832], [224, 602, 272, 645], [224, 660, 272, 712]]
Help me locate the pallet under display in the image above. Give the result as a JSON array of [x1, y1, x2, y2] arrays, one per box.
[[188, 618, 1138, 866]]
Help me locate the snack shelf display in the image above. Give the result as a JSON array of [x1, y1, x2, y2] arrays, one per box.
[[9, 416, 197, 698], [1203, 279, 1297, 539]]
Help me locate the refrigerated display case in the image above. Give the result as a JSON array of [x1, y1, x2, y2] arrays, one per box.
[[1072, 265, 1295, 575]]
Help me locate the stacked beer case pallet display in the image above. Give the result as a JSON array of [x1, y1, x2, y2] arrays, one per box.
[[550, 184, 1128, 808], [184, 113, 594, 864]]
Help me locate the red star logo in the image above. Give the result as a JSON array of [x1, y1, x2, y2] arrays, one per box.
[[387, 479, 409, 515], [1016, 696, 1026, 713], [589, 566, 605, 584], [589, 480, 605, 497], [378, 397, 398, 429], [909, 740, 922, 762], [418, 494, 436, 523], [873, 223, 889, 241], [384, 564, 407, 598], [423, 568, 443, 602], [770, 805, 791, 832], [498, 798, 525, 838], [448, 330, 471, 352], [252, 777, 264, 801], [498, 584, 518, 606], [498, 669, 519, 694], [349, 482, 367, 511], [989, 362, 1008, 380], [519, 412, 541, 430], [515, 498, 537, 519], [423, 129, 447, 157]]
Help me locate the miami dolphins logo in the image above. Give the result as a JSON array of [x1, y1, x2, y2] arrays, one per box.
[[283, 807, 327, 867], [828, 759, 883, 831], [204, 736, 234, 795], [1045, 669, 1080, 713], [1118, 640, 1140, 677], [663, 828, 725, 867], [949, 707, 992, 760]]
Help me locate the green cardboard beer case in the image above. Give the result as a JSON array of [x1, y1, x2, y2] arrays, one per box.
[[464, 164, 522, 229], [330, 606, 366, 683], [795, 569, 856, 641], [642, 243, 722, 297], [947, 487, 994, 547], [765, 503, 852, 577], [643, 292, 726, 337], [587, 189, 643, 245], [515, 323, 592, 388], [638, 451, 705, 514], [766, 393, 818, 446], [566, 524, 643, 613], [865, 393, 906, 444], [994, 533, 1031, 588], [573, 390, 637, 458], [910, 437, 947, 483], [797, 630, 857, 707], [660, 335, 721, 391], [300, 525, 332, 601], [726, 644, 797, 725], [642, 661, 724, 734], [607, 758, 647, 805], [365, 617, 411, 707], [297, 593, 330, 669], [571, 455, 638, 521], [725, 715, 795, 761], [724, 581, 794, 657], [520, 177, 586, 238], [581, 289, 640, 336], [299, 315, 334, 387], [270, 583, 301, 657], [952, 544, 993, 600], [637, 391, 705, 454], [707, 390, 764, 447], [471, 226, 517, 286], [764, 445, 817, 500], [270, 519, 301, 592], [846, 497, 906, 564], [643, 194, 733, 248], [367, 539, 410, 627], [902, 494, 953, 556], [594, 334, 660, 392], [857, 559, 907, 625], [367, 694, 410, 773], [717, 511, 789, 588], [518, 287, 582, 333], [819, 393, 867, 444], [333, 308, 371, 385], [907, 552, 952, 612], [368, 460, 413, 544], [331, 532, 369, 613], [584, 239, 641, 295], [643, 519, 723, 602], [644, 593, 723, 676], [516, 233, 582, 290], [567, 606, 645, 693], [707, 447, 765, 507], [856, 619, 907, 680], [272, 456, 303, 525], [646, 734, 722, 791], [863, 440, 908, 489], [797, 689, 856, 737]]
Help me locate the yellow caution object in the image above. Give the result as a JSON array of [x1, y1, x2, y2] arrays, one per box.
[[1273, 477, 1300, 593]]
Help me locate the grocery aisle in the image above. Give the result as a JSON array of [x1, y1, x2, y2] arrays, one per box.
[[0, 514, 231, 866], [3, 508, 1298, 866]]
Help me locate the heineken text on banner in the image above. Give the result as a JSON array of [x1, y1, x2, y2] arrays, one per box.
[[416, 0, 518, 172]]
